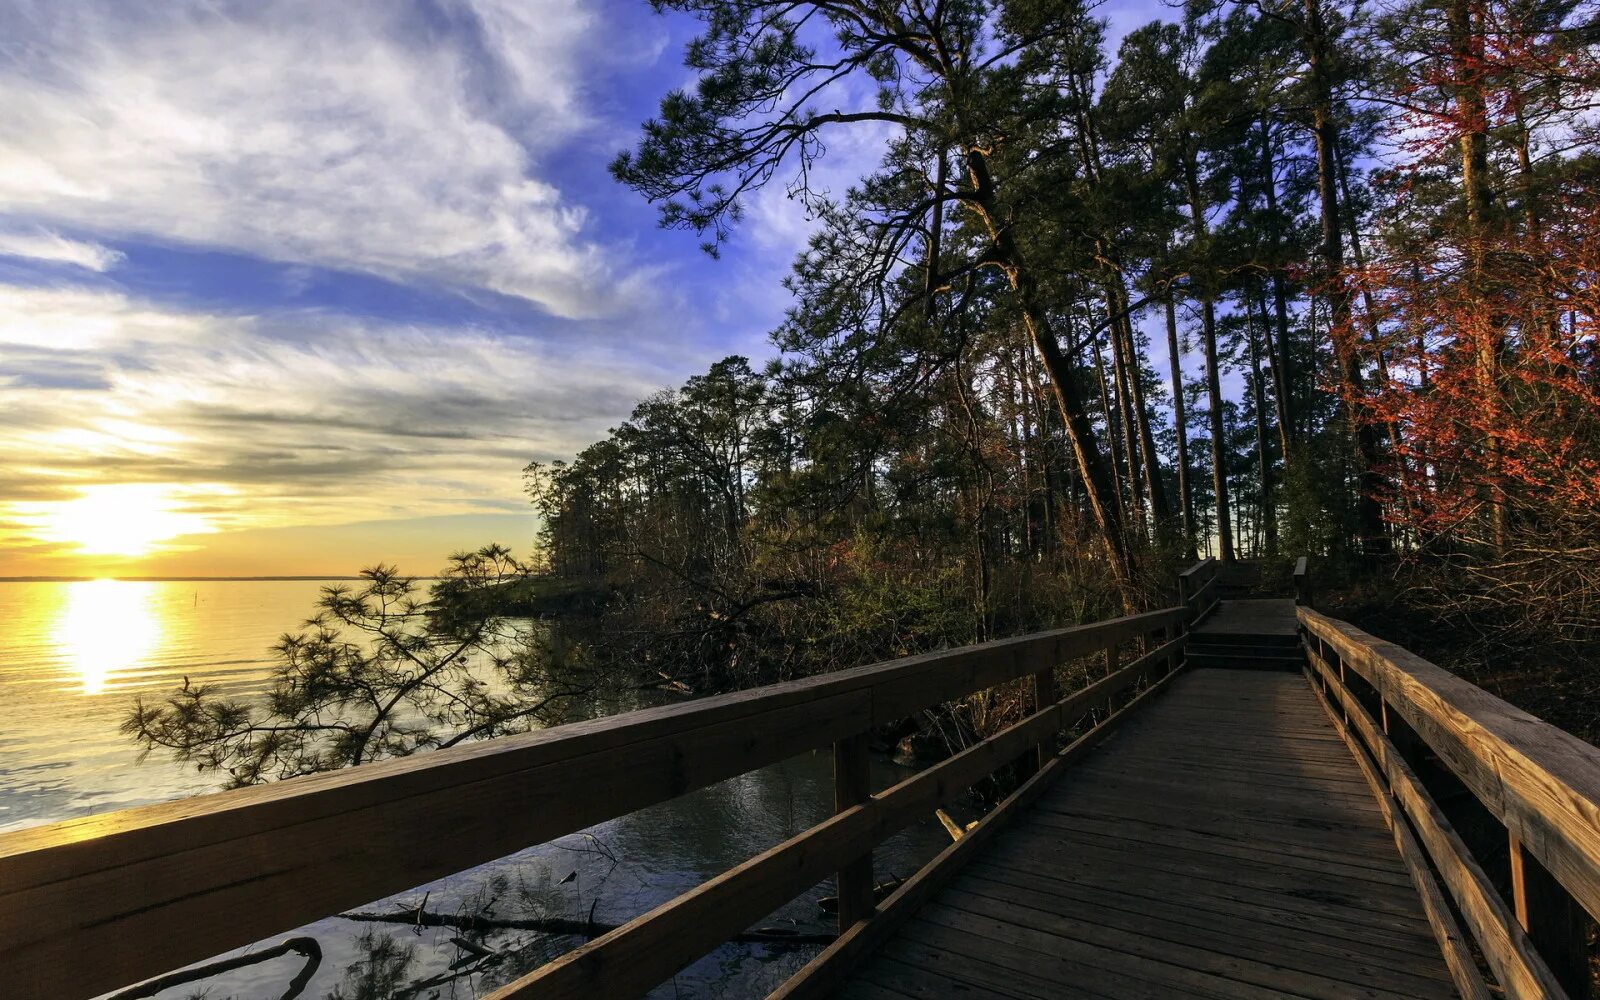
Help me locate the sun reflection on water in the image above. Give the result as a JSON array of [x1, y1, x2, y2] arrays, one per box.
[[53, 580, 162, 695]]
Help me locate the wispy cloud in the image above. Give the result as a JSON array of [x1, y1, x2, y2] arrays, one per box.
[[0, 227, 124, 271], [0, 283, 673, 569], [0, 0, 654, 317], [0, 1, 803, 575]]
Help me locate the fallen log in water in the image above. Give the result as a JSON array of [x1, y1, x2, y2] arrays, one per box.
[[105, 937, 321, 1000], [339, 907, 835, 947]]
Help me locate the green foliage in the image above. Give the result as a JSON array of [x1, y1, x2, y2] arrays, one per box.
[[125, 545, 593, 786]]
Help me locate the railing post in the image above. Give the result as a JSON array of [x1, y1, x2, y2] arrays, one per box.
[[1294, 556, 1311, 608], [1510, 832, 1593, 999], [832, 733, 874, 930], [1030, 655, 1059, 773]]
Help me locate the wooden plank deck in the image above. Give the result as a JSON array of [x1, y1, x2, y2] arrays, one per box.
[[1193, 598, 1299, 637], [838, 668, 1459, 999]]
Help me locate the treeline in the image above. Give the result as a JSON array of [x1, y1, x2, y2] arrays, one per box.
[[528, 0, 1600, 684]]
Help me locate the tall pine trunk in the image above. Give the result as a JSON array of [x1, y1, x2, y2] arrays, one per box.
[[1447, 0, 1507, 551], [1107, 276, 1174, 539], [1304, 0, 1389, 556], [963, 149, 1136, 605], [1181, 134, 1234, 562], [1166, 289, 1198, 556], [1259, 119, 1297, 457], [1248, 302, 1278, 554]]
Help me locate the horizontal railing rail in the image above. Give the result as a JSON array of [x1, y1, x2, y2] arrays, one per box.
[[1, 605, 1189, 1000], [1300, 608, 1600, 1000]]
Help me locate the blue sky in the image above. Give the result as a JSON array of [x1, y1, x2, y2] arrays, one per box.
[[0, 0, 1172, 577]]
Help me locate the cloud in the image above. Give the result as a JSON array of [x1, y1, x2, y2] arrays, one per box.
[[0, 283, 672, 567], [0, 284, 209, 350], [0, 0, 649, 318], [0, 227, 124, 271]]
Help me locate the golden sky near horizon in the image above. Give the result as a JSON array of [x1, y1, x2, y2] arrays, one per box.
[[0, 2, 772, 579]]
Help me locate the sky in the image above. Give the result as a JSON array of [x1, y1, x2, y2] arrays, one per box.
[[0, 0, 1170, 579]]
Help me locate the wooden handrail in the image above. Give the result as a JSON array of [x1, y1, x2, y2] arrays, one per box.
[[768, 638, 1185, 1000], [1300, 608, 1600, 999], [1177, 555, 1217, 581], [0, 606, 1187, 1000], [490, 635, 1185, 999], [1177, 557, 1220, 625], [1305, 672, 1491, 1000]]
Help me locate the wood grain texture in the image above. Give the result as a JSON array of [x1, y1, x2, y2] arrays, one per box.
[[832, 669, 1459, 1000], [1307, 643, 1566, 999], [769, 662, 1188, 1000], [1301, 608, 1600, 926], [1306, 664, 1491, 1000], [834, 733, 875, 929], [488, 638, 1185, 999], [1196, 598, 1299, 637]]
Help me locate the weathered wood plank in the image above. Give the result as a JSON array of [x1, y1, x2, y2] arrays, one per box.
[[921, 895, 1430, 1000], [834, 732, 875, 929], [964, 856, 1448, 962], [1512, 832, 1593, 998], [965, 846, 1446, 939], [1306, 664, 1491, 1000], [1307, 643, 1566, 1000], [880, 932, 1118, 1000], [489, 642, 1184, 999], [854, 954, 1043, 1000], [1024, 811, 1415, 888], [1302, 607, 1600, 927], [950, 871, 1457, 997], [833, 669, 1459, 1000], [1193, 598, 1299, 636], [768, 664, 1187, 1000]]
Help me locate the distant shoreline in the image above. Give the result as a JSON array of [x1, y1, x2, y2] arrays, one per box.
[[0, 576, 381, 582]]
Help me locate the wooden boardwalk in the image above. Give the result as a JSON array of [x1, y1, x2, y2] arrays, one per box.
[[840, 668, 1458, 1000], [12, 561, 1600, 1000], [1192, 597, 1299, 638]]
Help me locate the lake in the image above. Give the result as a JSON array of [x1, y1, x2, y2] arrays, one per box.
[[0, 579, 950, 999]]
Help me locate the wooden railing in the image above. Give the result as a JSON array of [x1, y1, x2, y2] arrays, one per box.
[[0, 606, 1189, 1000], [1301, 608, 1600, 1000], [1178, 555, 1220, 623]]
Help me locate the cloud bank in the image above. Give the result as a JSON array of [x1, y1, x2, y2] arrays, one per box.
[[0, 283, 671, 571], [0, 0, 646, 318]]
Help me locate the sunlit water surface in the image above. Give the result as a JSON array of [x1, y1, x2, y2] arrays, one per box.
[[0, 580, 947, 999]]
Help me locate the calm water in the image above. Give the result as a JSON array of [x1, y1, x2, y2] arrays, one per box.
[[0, 580, 947, 999], [0, 580, 343, 828]]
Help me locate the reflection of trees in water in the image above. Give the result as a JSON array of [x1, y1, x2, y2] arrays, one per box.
[[124, 547, 599, 788], [325, 932, 413, 1000]]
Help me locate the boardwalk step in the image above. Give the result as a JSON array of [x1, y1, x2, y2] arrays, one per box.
[[1187, 651, 1305, 671], [1190, 633, 1299, 644], [1187, 641, 1305, 658]]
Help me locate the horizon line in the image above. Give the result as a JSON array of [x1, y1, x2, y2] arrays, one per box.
[[0, 575, 418, 583]]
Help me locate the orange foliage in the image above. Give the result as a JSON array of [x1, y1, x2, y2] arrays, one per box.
[[1342, 204, 1600, 538]]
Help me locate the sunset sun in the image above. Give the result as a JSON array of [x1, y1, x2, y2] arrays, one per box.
[[32, 484, 218, 558]]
